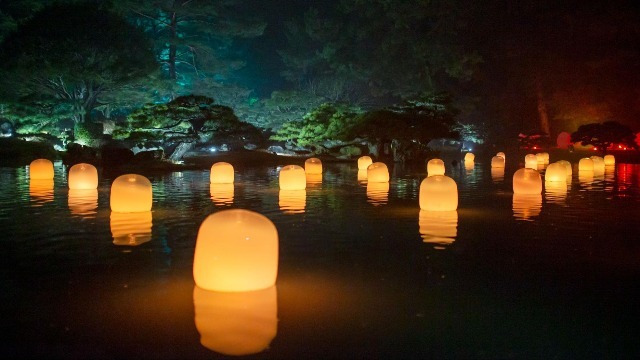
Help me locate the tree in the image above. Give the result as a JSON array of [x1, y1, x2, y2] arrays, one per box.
[[570, 120, 638, 154]]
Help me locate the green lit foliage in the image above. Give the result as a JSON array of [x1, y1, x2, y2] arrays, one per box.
[[571, 120, 638, 154]]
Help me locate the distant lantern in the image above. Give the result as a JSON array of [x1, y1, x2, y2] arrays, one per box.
[[367, 162, 389, 183], [193, 285, 277, 356], [512, 168, 542, 194], [418, 210, 458, 247], [556, 160, 573, 178], [535, 153, 546, 164], [110, 211, 153, 246], [491, 156, 505, 168], [524, 154, 538, 169], [357, 156, 373, 170], [604, 154, 615, 166], [541, 152, 550, 164], [110, 174, 153, 212], [578, 157, 594, 172], [304, 157, 322, 175], [193, 209, 278, 292], [419, 175, 458, 211], [279, 189, 306, 214], [68, 163, 98, 189], [590, 156, 605, 173], [512, 193, 542, 221], [557, 132, 571, 149], [464, 160, 475, 171], [279, 165, 306, 190], [427, 158, 445, 177], [544, 162, 567, 182], [29, 158, 54, 180], [210, 162, 234, 184], [366, 181, 389, 206], [464, 152, 475, 162], [210, 183, 234, 206], [68, 189, 98, 216], [357, 169, 368, 183], [496, 152, 506, 160]]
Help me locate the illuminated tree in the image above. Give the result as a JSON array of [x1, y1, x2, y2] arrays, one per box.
[[571, 121, 638, 154]]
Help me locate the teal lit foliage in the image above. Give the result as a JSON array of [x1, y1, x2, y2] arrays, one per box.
[[571, 120, 638, 154], [73, 122, 103, 146]]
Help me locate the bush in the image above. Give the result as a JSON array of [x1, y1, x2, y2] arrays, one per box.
[[74, 122, 103, 147]]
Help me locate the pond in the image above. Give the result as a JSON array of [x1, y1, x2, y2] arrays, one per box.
[[1, 158, 640, 359]]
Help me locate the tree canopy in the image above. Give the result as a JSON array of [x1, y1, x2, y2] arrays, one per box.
[[570, 120, 638, 153]]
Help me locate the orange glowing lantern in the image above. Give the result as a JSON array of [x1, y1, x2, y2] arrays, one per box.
[[357, 169, 368, 183], [29, 158, 54, 180], [427, 158, 445, 177], [110, 174, 153, 212], [464, 152, 475, 162], [210, 162, 234, 184], [193, 285, 277, 356], [367, 162, 389, 183], [304, 157, 322, 175], [604, 154, 615, 166], [496, 152, 506, 160], [491, 156, 505, 168], [357, 156, 373, 170], [465, 161, 475, 171], [418, 210, 458, 247], [512, 168, 542, 194], [556, 160, 572, 178], [68, 189, 98, 216], [279, 165, 306, 190], [279, 189, 306, 213], [210, 183, 234, 206], [366, 181, 389, 205], [541, 152, 550, 164], [193, 209, 278, 292], [110, 211, 153, 246], [419, 175, 458, 211], [512, 194, 542, 221], [578, 158, 594, 172], [590, 156, 605, 173], [68, 163, 98, 189], [524, 154, 538, 169], [544, 162, 567, 182]]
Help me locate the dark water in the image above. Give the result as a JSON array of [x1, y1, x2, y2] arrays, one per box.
[[1, 160, 640, 359]]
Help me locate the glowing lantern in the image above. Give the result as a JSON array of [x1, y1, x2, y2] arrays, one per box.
[[491, 167, 505, 182], [193, 285, 277, 356], [557, 132, 571, 149], [419, 175, 458, 211], [193, 209, 278, 292], [578, 158, 594, 172], [366, 181, 389, 205], [544, 162, 567, 182], [491, 156, 505, 168], [464, 152, 475, 162], [357, 169, 368, 183], [590, 156, 605, 174], [210, 183, 234, 206], [110, 174, 153, 212], [110, 211, 152, 246], [604, 154, 615, 166], [279, 189, 306, 213], [306, 173, 322, 186], [496, 152, 506, 160], [68, 189, 98, 216], [210, 162, 234, 184], [512, 168, 542, 194], [512, 194, 542, 221], [279, 165, 306, 190], [418, 210, 458, 248], [29, 179, 54, 204], [427, 158, 445, 177], [556, 160, 573, 178], [68, 163, 98, 189], [541, 152, 550, 164], [29, 158, 54, 180], [367, 162, 389, 183], [524, 154, 538, 169], [304, 157, 322, 175], [357, 156, 373, 170], [465, 161, 475, 171]]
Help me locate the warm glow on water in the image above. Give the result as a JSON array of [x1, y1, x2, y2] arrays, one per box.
[[2, 161, 640, 358]]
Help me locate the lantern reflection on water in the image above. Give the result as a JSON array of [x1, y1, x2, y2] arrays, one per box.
[[418, 210, 458, 248], [210, 183, 234, 206], [306, 173, 323, 186], [512, 168, 542, 194], [279, 189, 306, 213], [427, 158, 445, 177], [193, 285, 277, 356], [491, 167, 505, 182], [29, 158, 54, 180], [279, 165, 306, 190], [357, 156, 373, 170], [305, 157, 322, 175], [68, 163, 98, 189], [68, 189, 98, 216], [512, 193, 542, 221], [110, 174, 153, 212], [29, 179, 54, 204], [193, 209, 278, 292], [366, 181, 389, 205], [545, 181, 568, 204], [210, 162, 234, 184], [367, 162, 389, 183], [419, 175, 458, 211], [110, 211, 152, 246]]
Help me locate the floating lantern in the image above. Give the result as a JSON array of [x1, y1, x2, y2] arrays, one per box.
[[545, 181, 568, 204], [544, 162, 567, 182], [590, 156, 605, 174], [512, 168, 542, 194], [418, 210, 458, 248], [604, 154, 615, 166], [464, 152, 475, 162], [210, 183, 234, 206], [557, 132, 571, 149], [279, 189, 306, 213], [110, 211, 152, 246], [427, 158, 445, 177], [578, 158, 594, 172], [357, 156, 373, 170], [367, 162, 389, 183], [535, 153, 545, 164], [110, 174, 153, 212], [193, 209, 278, 292], [512, 194, 542, 221], [193, 285, 277, 356], [419, 175, 458, 211], [357, 169, 368, 183], [304, 157, 322, 175], [556, 160, 573, 179], [491, 156, 505, 168], [279, 165, 306, 190], [210, 162, 234, 184], [366, 181, 389, 206], [524, 154, 538, 169], [68, 189, 98, 216], [29, 158, 54, 180], [491, 167, 505, 182], [541, 152, 550, 164], [29, 179, 54, 204], [68, 163, 98, 189], [496, 152, 506, 160]]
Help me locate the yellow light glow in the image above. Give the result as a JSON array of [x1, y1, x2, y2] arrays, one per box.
[[357, 156, 373, 170], [491, 167, 505, 182], [578, 158, 594, 172], [29, 179, 54, 204], [524, 154, 538, 169], [464, 152, 475, 162], [279, 165, 306, 190], [545, 181, 568, 204], [544, 162, 567, 182], [304, 157, 322, 175], [110, 211, 152, 246], [357, 169, 368, 183], [367, 162, 389, 182], [419, 175, 458, 211], [427, 158, 445, 177], [29, 158, 54, 180], [512, 193, 542, 221], [366, 181, 389, 205], [68, 189, 98, 216], [496, 152, 506, 160], [512, 168, 542, 194], [110, 174, 153, 212], [279, 189, 306, 213], [210, 162, 234, 184], [418, 210, 458, 247], [465, 161, 475, 171], [491, 156, 505, 168], [193, 209, 278, 292], [210, 183, 234, 206], [305, 173, 323, 186], [590, 156, 605, 174], [556, 160, 573, 179], [193, 285, 277, 356], [68, 163, 98, 189], [604, 154, 615, 166]]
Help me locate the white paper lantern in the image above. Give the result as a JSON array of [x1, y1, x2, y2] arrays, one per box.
[[29, 158, 54, 180], [110, 174, 153, 212], [68, 163, 98, 190], [367, 162, 389, 183], [419, 175, 458, 211], [512, 168, 542, 194], [604, 154, 615, 166], [524, 154, 538, 169], [578, 158, 594, 172], [357, 156, 373, 170], [304, 157, 322, 175], [544, 162, 567, 182], [279, 165, 306, 190], [491, 156, 505, 168], [427, 158, 445, 177], [210, 162, 235, 184]]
